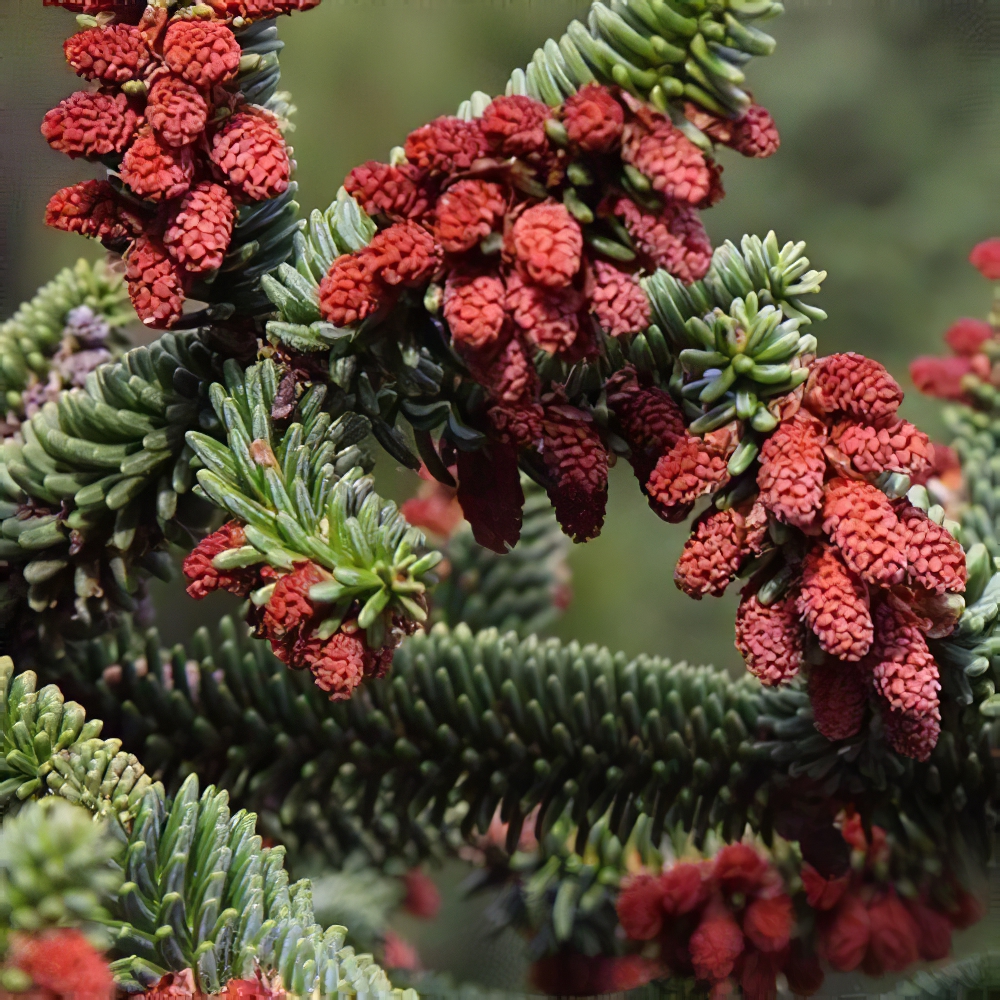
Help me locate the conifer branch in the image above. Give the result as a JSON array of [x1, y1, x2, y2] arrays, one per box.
[[0, 333, 223, 648], [469, 0, 782, 127], [0, 654, 411, 998]]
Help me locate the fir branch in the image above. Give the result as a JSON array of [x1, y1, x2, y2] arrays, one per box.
[[877, 952, 1000, 1000], [53, 618, 768, 864], [0, 333, 223, 647], [463, 0, 782, 127], [0, 653, 412, 998], [186, 357, 439, 654], [0, 656, 157, 827], [107, 774, 410, 997]]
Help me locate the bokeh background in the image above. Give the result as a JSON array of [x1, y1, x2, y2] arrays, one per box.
[[4, 1, 1000, 992], [5, 0, 1000, 672]]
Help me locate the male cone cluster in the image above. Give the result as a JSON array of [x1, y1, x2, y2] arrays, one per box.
[[43, 3, 293, 328]]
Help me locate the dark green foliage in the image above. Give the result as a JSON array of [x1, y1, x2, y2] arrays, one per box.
[[878, 952, 1000, 1000], [53, 615, 435, 872], [0, 656, 156, 826], [434, 480, 571, 638], [755, 676, 998, 882], [478, 810, 659, 961], [0, 652, 409, 997], [53, 618, 767, 871], [109, 774, 409, 998], [0, 332, 224, 647]]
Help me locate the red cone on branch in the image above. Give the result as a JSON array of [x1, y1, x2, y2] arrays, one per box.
[[735, 591, 802, 685], [125, 235, 188, 329], [944, 317, 992, 355], [455, 440, 524, 554], [621, 116, 713, 205], [690, 898, 745, 983], [433, 179, 506, 253], [45, 180, 139, 243], [894, 501, 967, 595], [757, 412, 827, 530], [646, 432, 731, 521], [318, 252, 386, 327], [869, 604, 940, 717], [260, 561, 327, 648], [561, 83, 624, 153], [727, 105, 780, 158], [969, 238, 1000, 280], [909, 354, 974, 402], [606, 368, 686, 487], [163, 19, 241, 88], [674, 508, 746, 599], [797, 543, 873, 661], [121, 128, 195, 202], [9, 929, 112, 1000], [368, 221, 443, 287], [41, 91, 138, 159], [510, 201, 583, 288], [164, 181, 235, 274], [616, 874, 666, 941], [806, 353, 903, 424], [820, 892, 870, 972], [821, 478, 907, 587], [183, 522, 255, 599], [404, 116, 487, 175], [881, 702, 940, 762], [808, 660, 868, 741], [540, 401, 609, 542], [586, 260, 650, 337], [304, 631, 369, 700], [64, 23, 150, 84], [506, 270, 581, 355], [830, 418, 932, 479], [345, 161, 429, 220], [146, 75, 209, 149], [443, 271, 507, 349], [210, 110, 290, 202], [482, 94, 552, 159], [613, 196, 713, 283]]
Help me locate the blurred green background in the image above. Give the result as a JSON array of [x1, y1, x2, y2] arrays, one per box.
[[4, 0, 1000, 672]]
